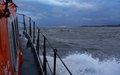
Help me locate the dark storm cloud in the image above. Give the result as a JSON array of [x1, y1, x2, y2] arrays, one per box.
[[14, 0, 120, 26]]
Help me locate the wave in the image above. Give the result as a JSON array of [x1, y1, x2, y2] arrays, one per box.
[[40, 53, 120, 75]]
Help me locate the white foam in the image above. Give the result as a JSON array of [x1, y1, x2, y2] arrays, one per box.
[[40, 53, 120, 75]]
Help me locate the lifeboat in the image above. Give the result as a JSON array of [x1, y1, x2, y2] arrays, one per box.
[[0, 0, 72, 75], [0, 0, 24, 75]]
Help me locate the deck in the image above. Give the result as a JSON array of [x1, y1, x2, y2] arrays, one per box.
[[18, 14, 72, 75], [20, 37, 41, 75]]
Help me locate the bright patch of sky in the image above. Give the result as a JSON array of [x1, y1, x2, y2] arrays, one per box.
[[37, 0, 97, 9]]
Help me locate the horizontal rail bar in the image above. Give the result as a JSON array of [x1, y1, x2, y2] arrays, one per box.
[[17, 13, 35, 22], [39, 32, 54, 49], [18, 13, 73, 75], [39, 31, 72, 75]]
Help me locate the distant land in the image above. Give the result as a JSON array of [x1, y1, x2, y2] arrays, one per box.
[[80, 24, 120, 27], [38, 24, 120, 27]]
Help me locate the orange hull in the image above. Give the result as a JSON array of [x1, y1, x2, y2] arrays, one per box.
[[0, 1, 22, 75]]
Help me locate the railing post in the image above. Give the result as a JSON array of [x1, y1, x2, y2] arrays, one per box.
[[23, 14, 27, 32], [43, 36, 47, 75], [36, 28, 40, 54], [53, 49, 57, 75], [33, 21, 35, 43], [29, 17, 32, 37]]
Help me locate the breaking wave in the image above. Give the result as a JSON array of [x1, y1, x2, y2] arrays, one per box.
[[40, 53, 120, 75]]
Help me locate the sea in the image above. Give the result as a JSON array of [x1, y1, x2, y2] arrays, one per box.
[[20, 27, 120, 75]]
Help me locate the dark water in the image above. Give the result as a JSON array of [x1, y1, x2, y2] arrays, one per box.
[[40, 27, 120, 60], [38, 27, 120, 75], [20, 27, 120, 75]]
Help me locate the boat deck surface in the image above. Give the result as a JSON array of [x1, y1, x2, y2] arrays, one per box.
[[20, 37, 40, 75]]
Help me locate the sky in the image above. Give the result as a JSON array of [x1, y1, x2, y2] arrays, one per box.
[[14, 0, 120, 27]]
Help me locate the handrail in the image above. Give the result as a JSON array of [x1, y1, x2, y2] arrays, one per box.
[[40, 31, 54, 50], [17, 13, 72, 75]]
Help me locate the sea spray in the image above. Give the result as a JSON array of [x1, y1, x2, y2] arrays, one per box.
[[40, 53, 120, 75]]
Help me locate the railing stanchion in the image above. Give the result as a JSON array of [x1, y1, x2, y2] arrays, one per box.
[[29, 17, 32, 37], [33, 22, 35, 43], [36, 28, 40, 54], [18, 13, 73, 75], [43, 36, 47, 75], [53, 49, 57, 75], [23, 14, 26, 32]]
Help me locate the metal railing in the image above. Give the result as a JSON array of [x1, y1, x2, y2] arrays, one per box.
[[18, 13, 72, 75]]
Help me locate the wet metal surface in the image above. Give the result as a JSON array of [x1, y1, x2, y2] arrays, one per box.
[[20, 37, 40, 75]]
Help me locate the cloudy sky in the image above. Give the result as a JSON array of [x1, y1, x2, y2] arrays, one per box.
[[14, 0, 120, 26]]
